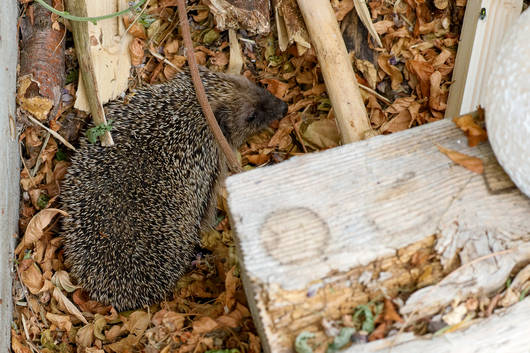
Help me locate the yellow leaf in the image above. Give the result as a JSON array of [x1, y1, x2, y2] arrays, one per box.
[[46, 313, 72, 332]]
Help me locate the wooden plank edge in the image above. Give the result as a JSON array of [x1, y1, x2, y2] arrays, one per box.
[[0, 1, 20, 351], [347, 297, 530, 353]]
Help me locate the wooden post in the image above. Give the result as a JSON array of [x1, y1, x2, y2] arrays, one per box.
[[445, 0, 522, 118], [0, 0, 19, 350], [296, 0, 373, 143]]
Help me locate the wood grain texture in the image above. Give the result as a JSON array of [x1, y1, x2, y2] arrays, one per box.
[[0, 0, 19, 351], [66, 0, 133, 146], [445, 0, 523, 118], [296, 0, 373, 143], [226, 118, 530, 352]]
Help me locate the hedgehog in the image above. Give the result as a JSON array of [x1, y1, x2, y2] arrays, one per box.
[[61, 68, 288, 311]]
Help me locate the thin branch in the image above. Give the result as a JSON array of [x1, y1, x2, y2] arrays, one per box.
[[26, 115, 77, 151], [176, 0, 241, 173]]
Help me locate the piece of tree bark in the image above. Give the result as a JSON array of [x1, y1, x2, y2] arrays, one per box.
[[273, 0, 311, 55], [296, 0, 374, 143], [341, 7, 378, 67], [204, 0, 270, 34], [19, 0, 66, 121]]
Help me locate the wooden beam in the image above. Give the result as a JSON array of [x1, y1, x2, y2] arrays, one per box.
[[226, 119, 530, 352], [296, 0, 374, 143], [0, 0, 19, 350], [445, 0, 522, 118]]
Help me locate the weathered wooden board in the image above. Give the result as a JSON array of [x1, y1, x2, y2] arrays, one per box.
[[445, 0, 523, 118], [347, 297, 530, 353], [226, 118, 530, 353], [0, 0, 20, 351]]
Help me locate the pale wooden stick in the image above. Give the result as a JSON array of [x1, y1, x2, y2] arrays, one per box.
[[26, 115, 77, 151], [296, 0, 374, 143]]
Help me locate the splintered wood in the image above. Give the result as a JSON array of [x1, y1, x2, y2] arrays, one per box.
[[226, 119, 530, 353]]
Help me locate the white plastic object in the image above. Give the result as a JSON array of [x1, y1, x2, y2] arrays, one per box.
[[485, 8, 530, 197]]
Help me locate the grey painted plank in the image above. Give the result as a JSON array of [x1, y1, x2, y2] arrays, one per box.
[[0, 0, 20, 351]]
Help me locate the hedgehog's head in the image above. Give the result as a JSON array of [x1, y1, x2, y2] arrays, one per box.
[[206, 72, 288, 147]]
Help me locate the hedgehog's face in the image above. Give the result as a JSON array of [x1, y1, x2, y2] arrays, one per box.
[[214, 74, 288, 147]]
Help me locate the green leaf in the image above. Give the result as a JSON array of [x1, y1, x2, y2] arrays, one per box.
[[294, 331, 315, 353], [86, 120, 114, 144], [326, 327, 356, 353], [55, 148, 67, 161], [353, 304, 375, 333], [37, 194, 50, 209], [65, 69, 78, 85]]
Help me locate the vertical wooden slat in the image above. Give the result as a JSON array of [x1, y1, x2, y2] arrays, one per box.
[[0, 0, 20, 350]]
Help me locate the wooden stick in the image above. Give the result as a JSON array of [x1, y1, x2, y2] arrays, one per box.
[[66, 0, 114, 146], [296, 0, 373, 143], [176, 0, 241, 173]]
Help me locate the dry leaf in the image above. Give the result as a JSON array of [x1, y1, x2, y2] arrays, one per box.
[[17, 75, 53, 120], [46, 313, 72, 331], [20, 260, 44, 294], [192, 316, 219, 334], [123, 311, 150, 337], [437, 145, 484, 174], [249, 332, 261, 353], [53, 270, 82, 292], [429, 71, 446, 111], [224, 266, 239, 310], [105, 324, 122, 341], [452, 114, 487, 147], [383, 298, 404, 323], [368, 322, 387, 341], [303, 119, 340, 149], [331, 0, 354, 21], [11, 333, 32, 353], [76, 323, 95, 347], [260, 78, 289, 100], [53, 287, 88, 324], [211, 51, 229, 67], [378, 54, 403, 90], [164, 38, 179, 56], [106, 335, 138, 353], [129, 38, 145, 66], [380, 109, 412, 133], [15, 208, 68, 255]]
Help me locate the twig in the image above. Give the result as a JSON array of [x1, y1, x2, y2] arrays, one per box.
[[148, 44, 183, 72], [176, 0, 241, 173], [358, 83, 392, 104], [19, 143, 36, 190], [31, 132, 50, 178], [121, 0, 150, 41], [26, 115, 77, 151], [34, 0, 147, 25]]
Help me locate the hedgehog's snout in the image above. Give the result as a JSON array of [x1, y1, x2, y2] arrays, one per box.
[[261, 89, 288, 122]]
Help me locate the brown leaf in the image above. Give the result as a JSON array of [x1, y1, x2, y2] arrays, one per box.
[[105, 324, 122, 342], [452, 114, 487, 147], [192, 316, 219, 334], [53, 270, 82, 293], [373, 20, 394, 35], [331, 0, 354, 21], [406, 60, 434, 98], [429, 71, 446, 111], [19, 260, 44, 294], [385, 96, 416, 114], [15, 208, 68, 255], [106, 335, 138, 353], [53, 287, 88, 324], [129, 38, 145, 66], [11, 332, 32, 353], [123, 311, 150, 337], [368, 322, 387, 341], [211, 51, 229, 67], [383, 298, 404, 323], [248, 332, 261, 353], [437, 145, 484, 174], [303, 119, 340, 149], [46, 312, 72, 331], [164, 39, 180, 56], [76, 324, 94, 347], [260, 78, 289, 100], [224, 266, 239, 310], [380, 109, 412, 133], [378, 54, 403, 90], [247, 153, 271, 165], [17, 75, 53, 120]]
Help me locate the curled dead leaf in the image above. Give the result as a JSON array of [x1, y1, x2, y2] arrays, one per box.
[[129, 38, 145, 66], [76, 323, 95, 347], [302, 119, 340, 149], [15, 209, 68, 255], [452, 114, 487, 147], [260, 78, 289, 100], [20, 260, 44, 294], [52, 270, 82, 292], [46, 312, 72, 331], [53, 287, 88, 324], [437, 145, 484, 174], [192, 316, 219, 334]]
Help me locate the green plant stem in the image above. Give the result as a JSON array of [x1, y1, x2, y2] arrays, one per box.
[[34, 0, 147, 25]]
